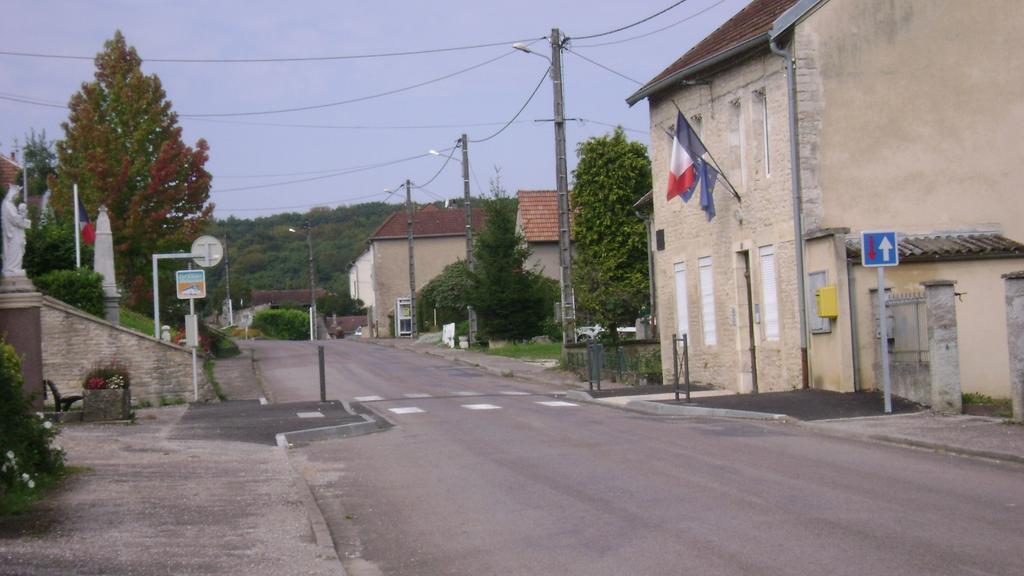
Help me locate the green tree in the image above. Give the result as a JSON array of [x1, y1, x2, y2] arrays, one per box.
[[21, 129, 57, 200], [24, 217, 92, 278], [52, 31, 213, 310], [470, 178, 549, 341], [570, 128, 652, 339], [420, 260, 472, 328]]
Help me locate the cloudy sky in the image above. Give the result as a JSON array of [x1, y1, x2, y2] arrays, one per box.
[[1, 0, 749, 219]]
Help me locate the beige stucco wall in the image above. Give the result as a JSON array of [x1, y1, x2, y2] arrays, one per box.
[[850, 258, 1024, 399], [348, 246, 375, 309], [803, 232, 856, 392], [796, 0, 1024, 240], [372, 235, 467, 338], [649, 50, 803, 392], [527, 241, 560, 282]]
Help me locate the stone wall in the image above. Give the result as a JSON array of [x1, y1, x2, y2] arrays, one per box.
[[648, 49, 804, 393], [40, 296, 214, 405]]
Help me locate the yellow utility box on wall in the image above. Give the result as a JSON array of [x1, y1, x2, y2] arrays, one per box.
[[816, 285, 839, 318]]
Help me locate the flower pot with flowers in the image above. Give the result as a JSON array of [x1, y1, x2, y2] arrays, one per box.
[[82, 363, 131, 422]]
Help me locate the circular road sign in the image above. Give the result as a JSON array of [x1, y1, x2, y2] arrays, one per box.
[[191, 235, 224, 268]]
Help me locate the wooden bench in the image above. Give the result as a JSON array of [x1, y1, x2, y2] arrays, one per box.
[[45, 379, 83, 413]]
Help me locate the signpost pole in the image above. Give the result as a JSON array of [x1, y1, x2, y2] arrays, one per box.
[[190, 294, 198, 402], [879, 266, 892, 414]]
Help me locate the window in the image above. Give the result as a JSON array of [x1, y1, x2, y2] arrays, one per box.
[[808, 270, 832, 334], [759, 245, 780, 340], [756, 88, 771, 176], [656, 229, 665, 251], [673, 262, 689, 338], [698, 256, 716, 345]]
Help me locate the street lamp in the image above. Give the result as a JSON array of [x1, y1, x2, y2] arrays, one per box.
[[429, 137, 478, 343], [289, 223, 317, 341], [515, 30, 575, 346]]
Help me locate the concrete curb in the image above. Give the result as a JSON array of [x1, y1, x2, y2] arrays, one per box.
[[565, 390, 787, 420], [274, 414, 380, 446], [277, 444, 349, 575], [365, 338, 582, 390], [795, 422, 1024, 467]]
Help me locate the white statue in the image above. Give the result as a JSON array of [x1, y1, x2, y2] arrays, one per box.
[[2, 184, 31, 278]]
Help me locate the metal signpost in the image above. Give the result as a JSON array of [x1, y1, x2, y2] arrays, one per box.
[[862, 231, 899, 413], [176, 268, 206, 402]]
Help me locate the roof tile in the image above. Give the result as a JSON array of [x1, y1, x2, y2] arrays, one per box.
[[371, 205, 485, 240]]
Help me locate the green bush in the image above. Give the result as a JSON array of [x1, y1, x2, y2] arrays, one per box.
[[1, 339, 65, 515], [33, 268, 104, 317], [253, 308, 309, 340]]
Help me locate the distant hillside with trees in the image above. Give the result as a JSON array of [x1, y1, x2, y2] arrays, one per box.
[[201, 202, 401, 316]]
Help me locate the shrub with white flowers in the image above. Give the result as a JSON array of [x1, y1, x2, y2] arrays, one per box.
[[1, 339, 64, 512]]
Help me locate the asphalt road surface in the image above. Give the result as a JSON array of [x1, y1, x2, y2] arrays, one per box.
[[252, 339, 1024, 576]]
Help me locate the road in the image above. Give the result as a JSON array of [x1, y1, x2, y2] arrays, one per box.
[[252, 339, 1024, 576]]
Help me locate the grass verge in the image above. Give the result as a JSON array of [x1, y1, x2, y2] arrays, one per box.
[[203, 358, 228, 401], [482, 342, 562, 361]]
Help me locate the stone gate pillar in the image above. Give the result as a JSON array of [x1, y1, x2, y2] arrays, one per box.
[[0, 282, 44, 409], [1003, 271, 1024, 421], [921, 280, 961, 414]]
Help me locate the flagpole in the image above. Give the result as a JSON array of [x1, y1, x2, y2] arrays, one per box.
[[73, 183, 81, 268], [670, 101, 742, 203]]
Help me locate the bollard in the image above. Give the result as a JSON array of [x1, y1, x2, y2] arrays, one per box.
[[318, 345, 326, 402], [672, 333, 680, 401]]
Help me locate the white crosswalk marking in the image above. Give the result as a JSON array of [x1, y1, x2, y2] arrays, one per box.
[[389, 407, 425, 415], [404, 393, 432, 398], [499, 391, 531, 396], [462, 404, 501, 411], [355, 395, 384, 402], [536, 401, 578, 407], [295, 411, 324, 418]]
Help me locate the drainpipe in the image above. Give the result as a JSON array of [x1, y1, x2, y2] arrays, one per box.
[[770, 37, 810, 389]]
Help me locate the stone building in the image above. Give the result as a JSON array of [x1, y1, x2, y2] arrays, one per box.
[[628, 0, 1024, 401], [354, 204, 485, 338], [515, 189, 574, 282]]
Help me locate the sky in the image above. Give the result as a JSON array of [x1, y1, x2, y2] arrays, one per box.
[[0, 0, 750, 219]]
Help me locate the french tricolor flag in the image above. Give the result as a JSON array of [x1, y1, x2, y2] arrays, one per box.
[[77, 196, 95, 245], [666, 111, 706, 203]]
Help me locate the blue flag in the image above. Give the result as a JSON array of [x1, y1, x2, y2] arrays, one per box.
[[699, 159, 718, 221]]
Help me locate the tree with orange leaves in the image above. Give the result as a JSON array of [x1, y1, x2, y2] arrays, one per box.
[[52, 31, 213, 309]]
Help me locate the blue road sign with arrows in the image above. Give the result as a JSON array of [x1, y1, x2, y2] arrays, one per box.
[[861, 231, 899, 267]]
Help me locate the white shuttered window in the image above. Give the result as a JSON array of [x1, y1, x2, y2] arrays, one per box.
[[759, 245, 780, 340], [698, 257, 716, 346], [673, 262, 689, 337]]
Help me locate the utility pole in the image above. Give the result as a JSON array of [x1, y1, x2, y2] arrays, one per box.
[[305, 221, 317, 340], [551, 28, 574, 345], [406, 179, 418, 338], [461, 133, 477, 344]]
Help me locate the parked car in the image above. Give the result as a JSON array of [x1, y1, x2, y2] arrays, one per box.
[[575, 325, 637, 342]]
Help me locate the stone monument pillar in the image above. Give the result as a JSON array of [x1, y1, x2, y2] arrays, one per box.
[[921, 280, 962, 414], [94, 205, 121, 324], [0, 183, 44, 408]]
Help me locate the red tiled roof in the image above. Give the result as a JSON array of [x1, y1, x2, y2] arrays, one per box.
[[517, 190, 559, 242], [333, 315, 368, 333], [0, 153, 21, 189], [371, 205, 485, 240], [846, 233, 1024, 263], [629, 0, 798, 103]]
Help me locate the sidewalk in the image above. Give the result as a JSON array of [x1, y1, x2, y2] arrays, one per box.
[[372, 337, 1024, 466], [0, 349, 346, 576]]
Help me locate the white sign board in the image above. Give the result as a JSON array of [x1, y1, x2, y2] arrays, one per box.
[[191, 235, 224, 268], [176, 270, 206, 299]]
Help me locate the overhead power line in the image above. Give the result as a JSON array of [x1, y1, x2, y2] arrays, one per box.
[[0, 37, 546, 64], [569, 0, 691, 41], [564, 48, 643, 85], [181, 50, 515, 117], [212, 152, 433, 193], [572, 0, 726, 48], [470, 67, 549, 144], [216, 190, 392, 213]]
